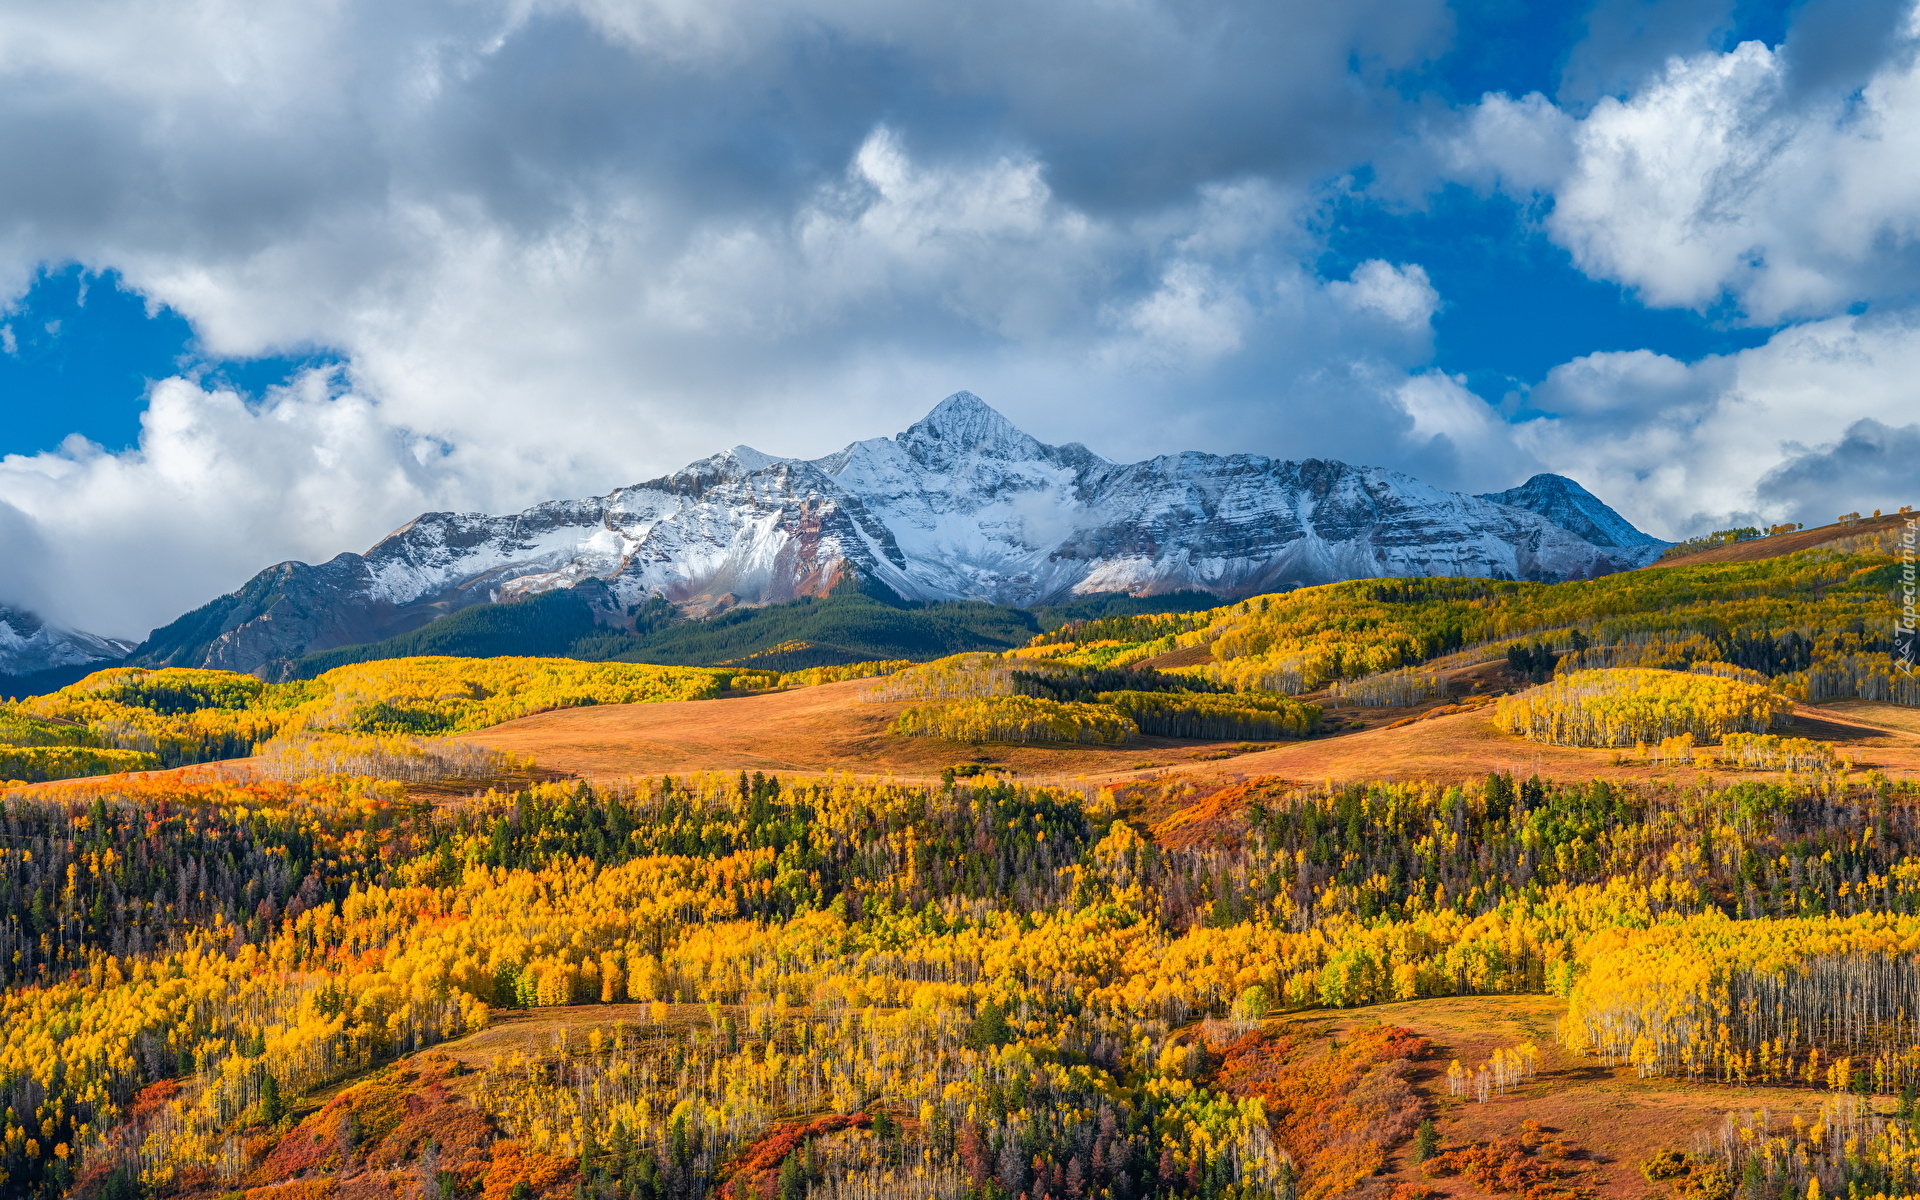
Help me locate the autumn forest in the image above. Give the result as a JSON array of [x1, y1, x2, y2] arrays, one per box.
[[1, 532, 1917, 1200]]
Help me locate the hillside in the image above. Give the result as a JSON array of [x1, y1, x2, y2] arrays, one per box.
[[1272, 996, 1828, 1200], [278, 585, 1069, 679], [7, 541, 1912, 787], [1022, 541, 1911, 702], [457, 675, 1920, 785], [2, 541, 1917, 1200], [1644, 510, 1911, 568], [164, 992, 1826, 1200], [7, 729, 1916, 1200]]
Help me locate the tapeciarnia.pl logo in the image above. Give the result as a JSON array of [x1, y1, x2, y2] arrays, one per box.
[[1900, 517, 1917, 675]]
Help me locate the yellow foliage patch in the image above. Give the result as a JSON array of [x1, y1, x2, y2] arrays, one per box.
[[892, 695, 1139, 744], [1493, 668, 1789, 748]]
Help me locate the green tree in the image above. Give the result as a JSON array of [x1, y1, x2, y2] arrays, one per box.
[[965, 1000, 1015, 1049], [1413, 1119, 1437, 1163], [778, 1152, 806, 1200], [101, 1168, 142, 1200]]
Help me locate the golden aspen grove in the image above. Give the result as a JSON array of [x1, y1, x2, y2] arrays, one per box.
[[0, 537, 1916, 1200]]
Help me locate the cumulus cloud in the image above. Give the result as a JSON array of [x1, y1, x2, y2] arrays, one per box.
[[1757, 419, 1920, 522], [1509, 22, 1920, 321], [1391, 370, 1538, 487], [0, 372, 476, 636], [1436, 93, 1577, 197], [1514, 311, 1920, 537], [1329, 261, 1440, 329], [1381, 5, 1920, 536], [1419, 0, 1920, 328]]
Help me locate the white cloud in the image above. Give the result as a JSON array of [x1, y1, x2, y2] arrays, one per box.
[[1110, 261, 1254, 366], [0, 372, 476, 636], [1515, 311, 1920, 536], [1329, 260, 1440, 329], [1497, 31, 1920, 321], [1442, 92, 1576, 197], [1384, 12, 1920, 535], [1528, 347, 1726, 423]]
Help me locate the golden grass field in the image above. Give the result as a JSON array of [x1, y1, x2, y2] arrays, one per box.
[[1309, 996, 1828, 1200], [457, 672, 1920, 788]]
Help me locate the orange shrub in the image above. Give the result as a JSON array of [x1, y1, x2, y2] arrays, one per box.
[[1212, 1022, 1427, 1200], [482, 1140, 578, 1200]]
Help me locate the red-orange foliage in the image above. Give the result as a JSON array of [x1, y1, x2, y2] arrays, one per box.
[[718, 1113, 874, 1200], [257, 1115, 342, 1180], [481, 1141, 577, 1200], [243, 1182, 340, 1200], [254, 1055, 496, 1192], [1150, 780, 1277, 850], [1211, 1023, 1428, 1200], [129, 1079, 184, 1123], [332, 1178, 417, 1200], [365, 1086, 495, 1189], [1423, 1137, 1586, 1200]]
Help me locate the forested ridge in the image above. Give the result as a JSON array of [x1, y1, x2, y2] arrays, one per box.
[[275, 585, 1223, 682], [1032, 544, 1912, 704]]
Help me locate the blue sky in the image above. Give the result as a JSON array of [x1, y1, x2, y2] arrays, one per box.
[[0, 265, 341, 455], [1, 0, 1918, 636]]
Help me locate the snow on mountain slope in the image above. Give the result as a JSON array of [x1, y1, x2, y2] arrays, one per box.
[[1477, 473, 1667, 550], [0, 606, 134, 684], [130, 392, 1668, 673]]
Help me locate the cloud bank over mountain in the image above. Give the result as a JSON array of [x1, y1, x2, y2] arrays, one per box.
[[0, 0, 1915, 637]]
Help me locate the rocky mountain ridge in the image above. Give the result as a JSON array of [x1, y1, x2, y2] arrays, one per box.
[[0, 606, 136, 695], [122, 393, 1666, 675], [1477, 473, 1666, 551]]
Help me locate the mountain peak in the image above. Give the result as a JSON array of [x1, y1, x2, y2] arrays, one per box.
[[117, 393, 1670, 675], [927, 389, 1000, 422], [1478, 473, 1667, 549], [727, 445, 788, 472], [897, 391, 1045, 465]]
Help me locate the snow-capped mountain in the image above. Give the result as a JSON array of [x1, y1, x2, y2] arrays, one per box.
[[132, 392, 1667, 673], [1477, 474, 1667, 551], [1, 605, 134, 689]]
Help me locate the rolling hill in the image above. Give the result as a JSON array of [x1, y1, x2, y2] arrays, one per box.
[[1, 537, 1915, 1200]]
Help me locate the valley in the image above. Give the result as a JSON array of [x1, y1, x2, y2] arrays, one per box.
[[458, 673, 1920, 786], [0, 500, 1913, 1200]]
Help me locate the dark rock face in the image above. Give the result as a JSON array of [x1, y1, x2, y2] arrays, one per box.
[[136, 557, 396, 673], [126, 393, 1668, 674], [1478, 473, 1667, 550]]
